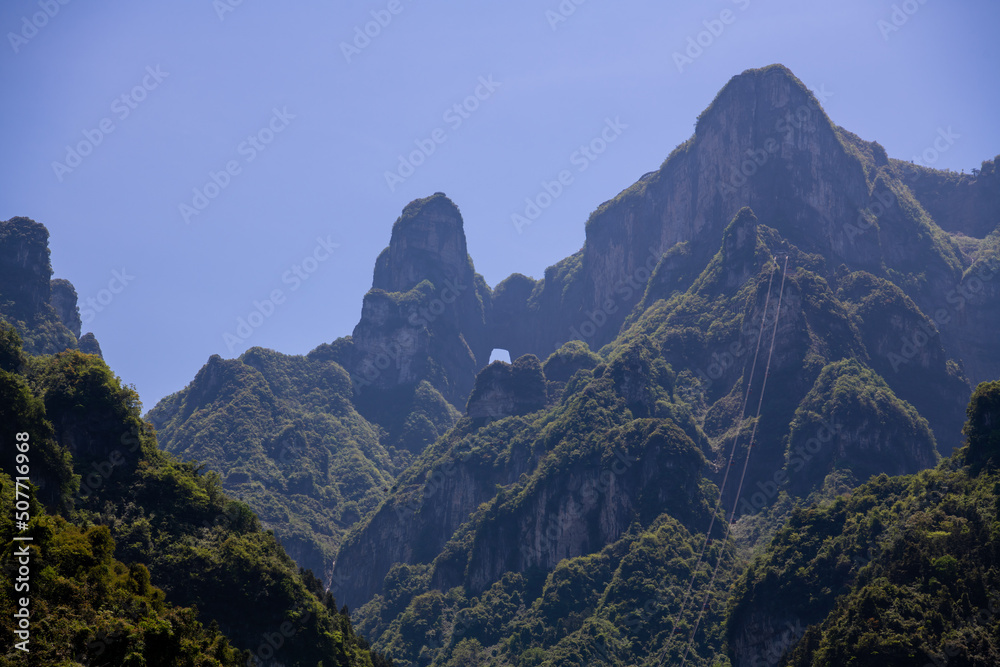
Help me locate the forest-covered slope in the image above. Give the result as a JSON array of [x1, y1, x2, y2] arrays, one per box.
[[727, 380, 1000, 667], [0, 324, 391, 666]]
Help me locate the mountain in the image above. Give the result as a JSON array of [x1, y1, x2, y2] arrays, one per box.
[[143, 63, 1000, 666]]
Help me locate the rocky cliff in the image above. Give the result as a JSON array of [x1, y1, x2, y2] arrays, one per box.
[[0, 217, 101, 357], [348, 194, 493, 408]]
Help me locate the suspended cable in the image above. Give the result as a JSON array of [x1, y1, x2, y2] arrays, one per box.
[[677, 255, 789, 666], [662, 257, 779, 653]]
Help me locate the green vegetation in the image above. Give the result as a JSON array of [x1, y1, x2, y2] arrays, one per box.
[[963, 380, 1000, 468], [0, 324, 391, 666], [0, 474, 246, 666], [341, 333, 734, 665], [334, 188, 990, 664], [148, 347, 400, 581], [782, 358, 938, 495], [727, 381, 1000, 666]]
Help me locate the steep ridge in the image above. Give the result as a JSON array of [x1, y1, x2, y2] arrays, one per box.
[[492, 65, 883, 357], [334, 202, 963, 664], [616, 206, 954, 512], [494, 65, 997, 395], [896, 156, 1000, 238]]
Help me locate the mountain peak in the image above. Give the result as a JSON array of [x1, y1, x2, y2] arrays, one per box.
[[372, 192, 472, 294], [696, 63, 823, 134]]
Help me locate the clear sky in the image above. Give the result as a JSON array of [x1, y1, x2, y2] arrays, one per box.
[[2, 0, 998, 410]]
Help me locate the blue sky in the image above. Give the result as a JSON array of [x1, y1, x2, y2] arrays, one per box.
[[2, 0, 998, 410]]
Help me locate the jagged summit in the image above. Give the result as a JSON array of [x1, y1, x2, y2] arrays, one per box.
[[694, 64, 826, 135], [347, 193, 493, 412], [372, 192, 473, 294]]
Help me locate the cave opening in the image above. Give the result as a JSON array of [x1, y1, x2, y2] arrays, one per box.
[[489, 348, 511, 364]]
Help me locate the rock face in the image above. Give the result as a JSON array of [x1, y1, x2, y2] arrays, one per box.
[[348, 194, 493, 410], [372, 193, 473, 295], [331, 439, 532, 609], [465, 355, 547, 421], [50, 278, 83, 338], [462, 420, 705, 594], [729, 608, 810, 667], [78, 332, 103, 357], [484, 65, 996, 386], [898, 157, 1000, 238], [1, 217, 53, 316], [964, 380, 1000, 468], [485, 65, 881, 359], [0, 217, 99, 356]]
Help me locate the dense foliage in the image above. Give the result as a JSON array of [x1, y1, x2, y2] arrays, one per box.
[[0, 324, 391, 666], [146, 347, 409, 581], [0, 473, 246, 666], [727, 381, 1000, 666]]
